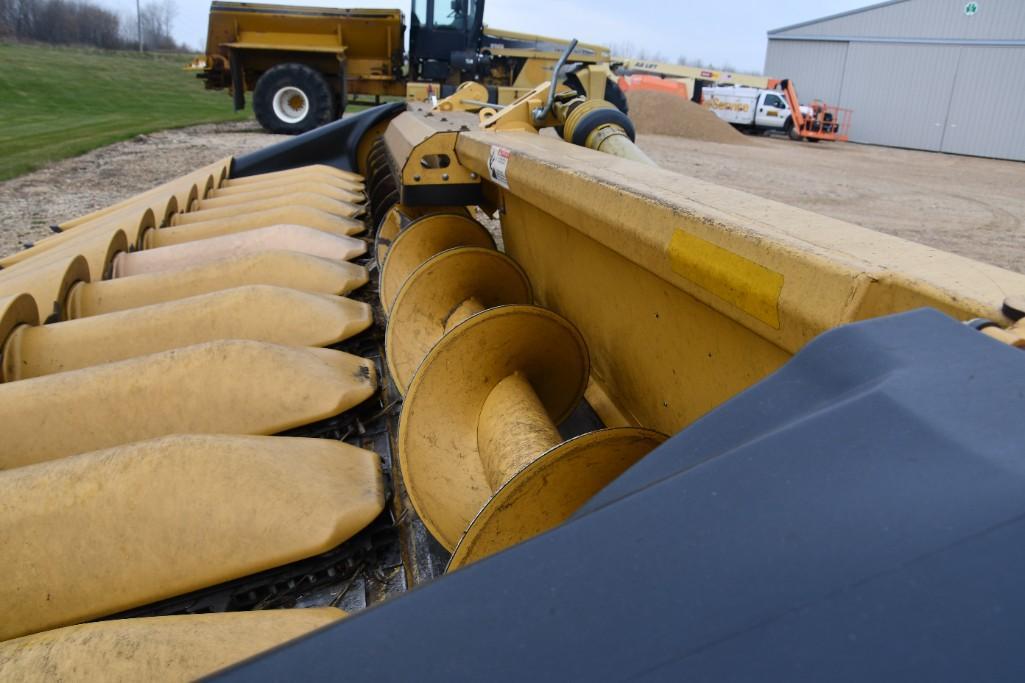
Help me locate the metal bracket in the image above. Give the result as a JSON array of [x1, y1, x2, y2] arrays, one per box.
[[433, 82, 491, 113]]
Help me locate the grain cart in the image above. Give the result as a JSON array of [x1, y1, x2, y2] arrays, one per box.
[[197, 2, 405, 132], [2, 61, 1025, 679], [197, 0, 623, 133]]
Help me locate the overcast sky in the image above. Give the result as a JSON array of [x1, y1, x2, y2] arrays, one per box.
[[96, 0, 868, 73]]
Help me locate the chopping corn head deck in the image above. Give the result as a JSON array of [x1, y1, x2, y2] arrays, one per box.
[[2, 83, 1025, 680]]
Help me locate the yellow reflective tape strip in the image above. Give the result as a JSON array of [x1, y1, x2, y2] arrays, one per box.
[[667, 229, 783, 329]]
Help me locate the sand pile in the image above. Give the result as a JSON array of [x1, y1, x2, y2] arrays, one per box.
[[626, 90, 749, 144]]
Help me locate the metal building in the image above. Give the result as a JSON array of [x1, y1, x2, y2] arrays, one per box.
[[765, 0, 1025, 161]]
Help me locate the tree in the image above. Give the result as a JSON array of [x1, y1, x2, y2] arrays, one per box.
[[2, 0, 128, 49], [139, 0, 178, 50]]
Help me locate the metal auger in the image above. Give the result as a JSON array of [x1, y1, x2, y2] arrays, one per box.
[[397, 301, 665, 568]]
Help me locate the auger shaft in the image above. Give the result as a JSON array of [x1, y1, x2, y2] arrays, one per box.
[[443, 296, 485, 333], [478, 371, 562, 492]]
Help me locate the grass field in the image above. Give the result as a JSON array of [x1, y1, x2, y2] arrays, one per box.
[[0, 42, 250, 181]]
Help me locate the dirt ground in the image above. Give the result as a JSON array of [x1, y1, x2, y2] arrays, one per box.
[[0, 121, 281, 257], [1, 121, 1023, 274], [637, 133, 1025, 273]]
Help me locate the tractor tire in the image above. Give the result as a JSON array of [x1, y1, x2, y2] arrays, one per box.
[[253, 63, 336, 135], [563, 73, 629, 115]]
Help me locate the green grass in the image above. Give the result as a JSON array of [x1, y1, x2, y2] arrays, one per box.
[[0, 42, 250, 181]]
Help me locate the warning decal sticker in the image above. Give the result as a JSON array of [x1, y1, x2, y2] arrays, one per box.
[[488, 146, 511, 189]]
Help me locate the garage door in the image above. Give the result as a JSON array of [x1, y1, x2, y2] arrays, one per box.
[[941, 46, 1025, 162], [840, 43, 959, 151]]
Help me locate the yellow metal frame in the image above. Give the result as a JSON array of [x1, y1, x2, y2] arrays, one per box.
[[616, 58, 776, 89], [382, 105, 1025, 437], [484, 27, 610, 63]]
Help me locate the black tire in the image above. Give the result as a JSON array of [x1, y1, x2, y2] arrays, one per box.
[[602, 77, 629, 115], [253, 63, 336, 135], [563, 73, 629, 115]]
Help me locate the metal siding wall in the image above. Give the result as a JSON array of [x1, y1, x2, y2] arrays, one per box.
[[766, 1, 1025, 159], [774, 0, 1025, 41], [941, 47, 1025, 160], [764, 40, 848, 104], [838, 43, 959, 150]]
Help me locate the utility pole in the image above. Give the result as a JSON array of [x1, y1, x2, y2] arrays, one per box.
[[136, 0, 143, 52]]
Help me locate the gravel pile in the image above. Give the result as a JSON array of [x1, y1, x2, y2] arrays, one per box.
[[627, 90, 748, 144]]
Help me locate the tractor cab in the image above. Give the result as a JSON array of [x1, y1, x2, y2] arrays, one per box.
[[409, 0, 487, 81]]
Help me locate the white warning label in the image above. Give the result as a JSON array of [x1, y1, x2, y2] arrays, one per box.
[[488, 146, 511, 189]]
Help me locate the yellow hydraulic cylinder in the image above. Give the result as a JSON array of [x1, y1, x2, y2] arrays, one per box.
[[398, 304, 664, 565], [143, 206, 366, 248], [379, 212, 495, 314], [202, 180, 365, 208], [170, 192, 364, 227], [0, 609, 345, 682], [224, 163, 363, 186], [1, 285, 372, 381], [0, 254, 89, 322], [0, 340, 378, 469], [0, 434, 383, 639], [66, 250, 368, 318], [118, 224, 367, 277]]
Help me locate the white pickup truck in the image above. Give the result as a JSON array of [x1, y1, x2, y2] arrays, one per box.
[[703, 85, 812, 137]]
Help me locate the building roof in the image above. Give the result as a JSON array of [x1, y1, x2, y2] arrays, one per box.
[[768, 0, 909, 35], [767, 0, 1025, 43]]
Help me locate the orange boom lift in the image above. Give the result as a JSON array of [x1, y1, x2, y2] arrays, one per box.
[[779, 78, 851, 142]]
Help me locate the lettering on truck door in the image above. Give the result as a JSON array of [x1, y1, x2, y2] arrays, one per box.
[[755, 92, 787, 131]]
